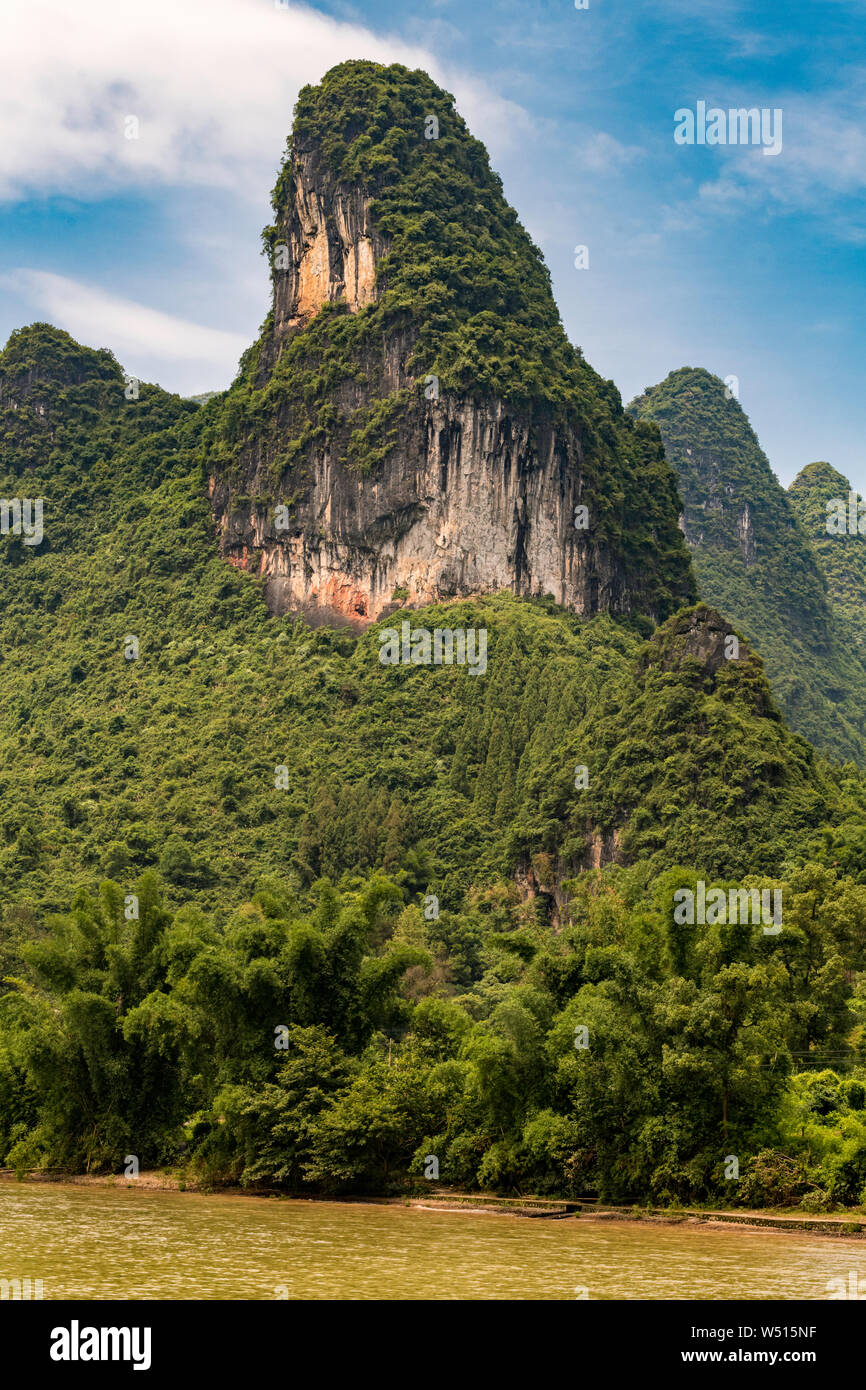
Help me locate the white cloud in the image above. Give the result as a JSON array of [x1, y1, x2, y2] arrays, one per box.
[[0, 0, 531, 203], [0, 0, 543, 392], [572, 129, 643, 174], [2, 269, 249, 387]]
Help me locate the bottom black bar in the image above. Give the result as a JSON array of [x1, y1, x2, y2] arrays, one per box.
[[7, 1299, 859, 1377]]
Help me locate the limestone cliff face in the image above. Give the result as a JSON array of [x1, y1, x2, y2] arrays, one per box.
[[209, 380, 635, 625], [208, 61, 694, 629], [270, 144, 386, 344]]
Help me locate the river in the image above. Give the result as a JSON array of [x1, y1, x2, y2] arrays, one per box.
[[1, 1182, 863, 1300]]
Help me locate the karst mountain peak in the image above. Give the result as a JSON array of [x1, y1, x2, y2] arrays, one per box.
[[204, 59, 694, 630]]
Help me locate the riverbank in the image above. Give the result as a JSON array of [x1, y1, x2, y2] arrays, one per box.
[[5, 1179, 863, 1299], [2, 1170, 864, 1239]]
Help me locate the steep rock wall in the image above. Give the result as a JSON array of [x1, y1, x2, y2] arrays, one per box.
[[210, 388, 635, 625], [271, 145, 387, 343]]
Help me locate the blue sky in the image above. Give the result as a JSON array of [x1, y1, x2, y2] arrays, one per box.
[[1, 0, 864, 489]]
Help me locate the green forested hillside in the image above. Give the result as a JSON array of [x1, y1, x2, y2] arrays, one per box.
[[2, 325, 866, 1207], [628, 369, 866, 765], [0, 325, 662, 918], [0, 327, 855, 914]]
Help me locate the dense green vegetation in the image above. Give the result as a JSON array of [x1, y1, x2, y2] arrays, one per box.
[[0, 326, 683, 920], [281, 59, 607, 407], [628, 368, 866, 765], [4, 862, 866, 1207], [2, 63, 866, 1209], [1, 325, 865, 1207]]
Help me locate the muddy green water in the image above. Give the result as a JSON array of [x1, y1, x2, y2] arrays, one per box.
[[1, 1182, 863, 1300]]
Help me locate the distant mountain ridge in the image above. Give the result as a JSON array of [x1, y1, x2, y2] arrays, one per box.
[[628, 368, 866, 765], [788, 460, 866, 665]]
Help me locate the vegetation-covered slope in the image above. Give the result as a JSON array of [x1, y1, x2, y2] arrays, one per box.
[[1, 326, 865, 1207], [512, 605, 840, 884], [789, 461, 866, 660], [0, 325, 646, 920], [0, 326, 851, 920], [628, 368, 866, 765]]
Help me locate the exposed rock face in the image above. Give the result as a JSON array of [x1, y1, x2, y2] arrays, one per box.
[[647, 604, 740, 676], [640, 603, 779, 718], [272, 146, 387, 341], [209, 387, 637, 626], [208, 61, 694, 629]]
